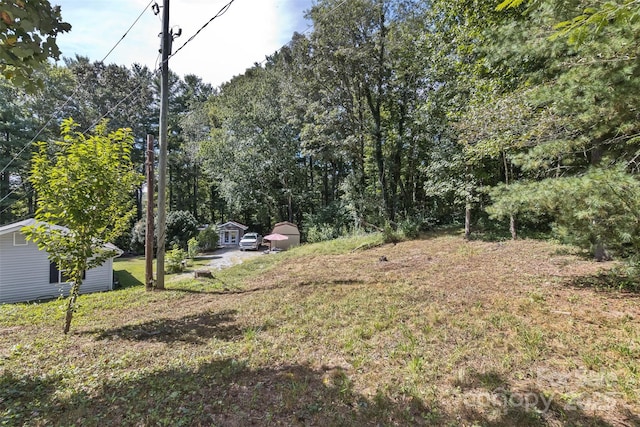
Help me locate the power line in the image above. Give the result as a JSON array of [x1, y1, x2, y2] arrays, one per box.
[[164, 0, 236, 65], [0, 188, 25, 209], [0, 69, 160, 216], [0, 0, 156, 177], [0, 188, 32, 216], [82, 71, 160, 134], [3, 0, 335, 219], [157, 0, 348, 139], [0, 66, 160, 215], [3, 0, 237, 221], [100, 0, 155, 63]]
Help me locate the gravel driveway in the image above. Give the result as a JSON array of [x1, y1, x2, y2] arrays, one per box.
[[204, 247, 265, 270]]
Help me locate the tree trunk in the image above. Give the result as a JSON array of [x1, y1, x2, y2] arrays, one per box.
[[192, 163, 198, 220], [135, 187, 143, 220], [591, 143, 605, 260], [390, 100, 406, 221], [322, 163, 329, 207], [510, 215, 517, 240], [63, 280, 81, 334], [27, 185, 35, 215], [364, 3, 389, 219], [358, 88, 366, 192], [465, 203, 471, 240], [503, 151, 517, 240], [210, 185, 216, 224], [332, 162, 339, 203], [169, 166, 173, 211], [0, 170, 9, 223], [308, 156, 314, 198], [0, 136, 10, 223], [593, 240, 609, 262]]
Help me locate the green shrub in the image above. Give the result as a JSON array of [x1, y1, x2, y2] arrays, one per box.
[[382, 223, 402, 244], [166, 210, 198, 250], [303, 202, 353, 242], [129, 218, 148, 255], [306, 224, 337, 243], [130, 211, 199, 254], [187, 237, 199, 259], [165, 245, 188, 274], [398, 219, 420, 239], [197, 225, 218, 251]]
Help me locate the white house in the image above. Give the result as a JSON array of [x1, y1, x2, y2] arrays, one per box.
[[0, 219, 122, 304]]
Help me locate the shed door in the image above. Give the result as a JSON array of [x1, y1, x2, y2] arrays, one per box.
[[223, 230, 239, 244]]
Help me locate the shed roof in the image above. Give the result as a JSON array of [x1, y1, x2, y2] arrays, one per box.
[[274, 221, 298, 228], [272, 221, 300, 235], [217, 221, 249, 231]]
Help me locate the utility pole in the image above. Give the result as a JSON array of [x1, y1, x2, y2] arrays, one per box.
[[156, 0, 170, 290], [145, 134, 154, 291]]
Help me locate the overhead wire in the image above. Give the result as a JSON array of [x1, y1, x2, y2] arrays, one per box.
[[2, 0, 345, 218], [0, 191, 31, 216], [0, 0, 156, 178], [0, 0, 157, 217], [2, 0, 239, 217], [100, 0, 155, 63], [147, 0, 237, 127], [82, 73, 159, 134], [174, 0, 342, 125], [0, 66, 161, 210], [164, 0, 235, 66]]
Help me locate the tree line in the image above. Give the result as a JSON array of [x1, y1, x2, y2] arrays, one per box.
[[1, 0, 639, 265]]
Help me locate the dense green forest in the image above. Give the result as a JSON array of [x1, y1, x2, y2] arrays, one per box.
[[1, 0, 639, 264]]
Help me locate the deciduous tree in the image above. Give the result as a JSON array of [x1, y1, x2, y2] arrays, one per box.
[[0, 0, 71, 90], [24, 118, 142, 333]]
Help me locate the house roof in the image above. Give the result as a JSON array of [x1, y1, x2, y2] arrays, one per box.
[[217, 221, 248, 231], [0, 218, 37, 236], [0, 218, 123, 256]]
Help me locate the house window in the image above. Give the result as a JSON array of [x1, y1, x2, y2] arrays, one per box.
[[13, 232, 27, 246], [49, 262, 85, 284]]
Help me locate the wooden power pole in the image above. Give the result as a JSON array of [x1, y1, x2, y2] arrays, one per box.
[[145, 134, 154, 290], [156, 0, 170, 290]]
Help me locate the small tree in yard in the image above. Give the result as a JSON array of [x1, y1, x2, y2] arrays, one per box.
[[24, 118, 142, 334]]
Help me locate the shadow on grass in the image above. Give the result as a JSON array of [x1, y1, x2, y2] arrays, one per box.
[[113, 269, 143, 289], [567, 269, 640, 296], [451, 368, 637, 427], [193, 254, 222, 260], [298, 279, 365, 287], [2, 361, 632, 426], [83, 309, 246, 344], [167, 275, 366, 297]]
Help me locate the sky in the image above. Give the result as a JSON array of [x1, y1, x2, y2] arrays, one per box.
[[53, 0, 314, 88]]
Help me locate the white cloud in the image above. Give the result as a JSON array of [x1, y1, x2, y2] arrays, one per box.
[[54, 0, 312, 87]]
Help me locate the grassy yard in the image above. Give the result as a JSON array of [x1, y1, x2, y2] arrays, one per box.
[[1, 232, 639, 426]]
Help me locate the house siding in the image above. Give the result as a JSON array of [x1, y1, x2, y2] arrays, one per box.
[[0, 231, 114, 304]]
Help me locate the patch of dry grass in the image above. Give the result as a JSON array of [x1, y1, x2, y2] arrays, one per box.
[[1, 233, 639, 426]]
